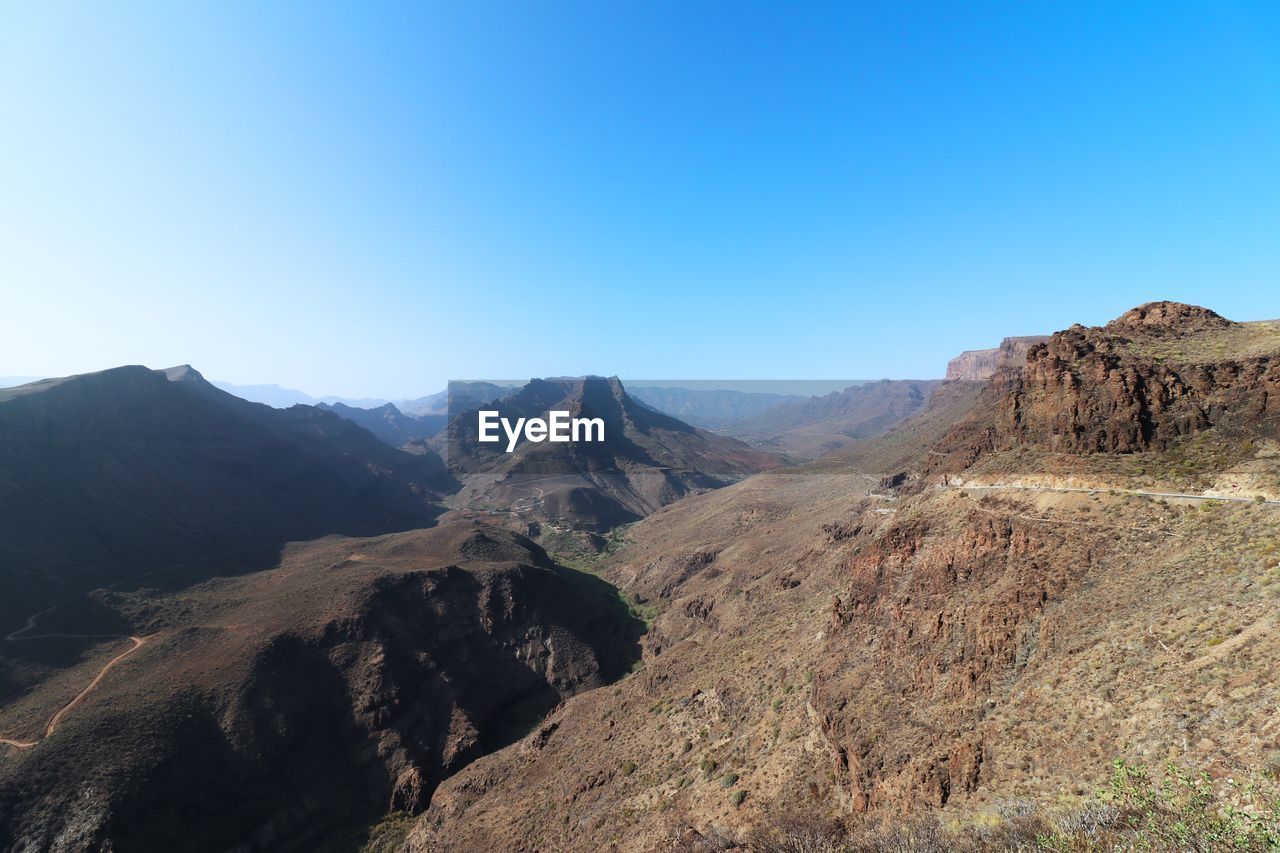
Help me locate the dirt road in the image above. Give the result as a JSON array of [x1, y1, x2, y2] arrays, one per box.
[[952, 482, 1279, 505], [1, 611, 148, 750]]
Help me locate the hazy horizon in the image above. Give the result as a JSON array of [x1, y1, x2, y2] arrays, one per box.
[[4, 3, 1279, 397]]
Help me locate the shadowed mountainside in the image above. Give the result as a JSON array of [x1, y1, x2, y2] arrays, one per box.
[[0, 523, 643, 852], [0, 365, 450, 633]]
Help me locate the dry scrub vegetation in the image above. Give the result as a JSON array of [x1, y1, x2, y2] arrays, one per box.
[[735, 760, 1280, 852]]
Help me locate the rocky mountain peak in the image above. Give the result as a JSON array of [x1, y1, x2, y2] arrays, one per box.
[[1103, 301, 1234, 337]]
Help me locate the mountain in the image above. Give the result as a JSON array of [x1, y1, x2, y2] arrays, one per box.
[[925, 301, 1280, 477], [0, 365, 449, 633], [398, 382, 518, 417], [0, 523, 642, 850], [725, 379, 945, 460], [8, 304, 1280, 851], [212, 381, 391, 409], [408, 303, 1280, 850], [944, 335, 1049, 380], [625, 386, 809, 430], [446, 376, 784, 530], [317, 401, 447, 447]]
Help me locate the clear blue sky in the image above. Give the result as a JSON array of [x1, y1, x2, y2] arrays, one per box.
[[2, 2, 1278, 398]]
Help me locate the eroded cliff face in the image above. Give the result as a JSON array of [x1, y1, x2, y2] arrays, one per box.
[[812, 504, 1112, 812], [945, 336, 1049, 381], [0, 525, 642, 852], [928, 304, 1280, 477]]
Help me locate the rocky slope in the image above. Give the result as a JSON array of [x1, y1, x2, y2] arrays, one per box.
[[0, 523, 642, 851], [404, 304, 1280, 850], [945, 335, 1048, 381], [402, 382, 986, 851], [926, 303, 1280, 479]]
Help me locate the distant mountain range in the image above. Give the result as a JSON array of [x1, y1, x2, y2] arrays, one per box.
[[444, 376, 786, 530], [624, 386, 809, 430], [724, 378, 945, 459], [210, 381, 394, 409], [316, 401, 447, 445]]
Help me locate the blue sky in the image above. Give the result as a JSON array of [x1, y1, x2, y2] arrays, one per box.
[[2, 2, 1278, 398]]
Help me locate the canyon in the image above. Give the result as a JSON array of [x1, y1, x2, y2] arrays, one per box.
[[2, 303, 1279, 851]]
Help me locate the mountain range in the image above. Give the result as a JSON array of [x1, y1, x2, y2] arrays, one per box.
[[442, 376, 785, 531], [4, 303, 1280, 851]]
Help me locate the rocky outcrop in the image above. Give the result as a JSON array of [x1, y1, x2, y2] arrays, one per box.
[[929, 303, 1280, 473], [945, 336, 1048, 380], [1104, 302, 1233, 336]]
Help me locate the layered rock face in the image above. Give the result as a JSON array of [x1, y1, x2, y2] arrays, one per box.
[[931, 303, 1280, 472], [945, 336, 1048, 380], [813, 508, 1111, 812]]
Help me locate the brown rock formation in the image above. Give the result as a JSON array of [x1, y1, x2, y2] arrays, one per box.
[[930, 303, 1280, 474], [814, 507, 1109, 812], [945, 336, 1049, 380]]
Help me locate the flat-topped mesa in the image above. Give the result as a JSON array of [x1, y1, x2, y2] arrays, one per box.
[[945, 336, 1049, 380], [1103, 301, 1235, 337]]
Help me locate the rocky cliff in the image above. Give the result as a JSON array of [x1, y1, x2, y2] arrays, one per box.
[[945, 336, 1048, 380], [927, 304, 1280, 479]]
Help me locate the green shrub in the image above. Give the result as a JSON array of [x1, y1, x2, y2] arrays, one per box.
[[731, 789, 747, 808], [722, 772, 739, 788], [620, 760, 637, 776]]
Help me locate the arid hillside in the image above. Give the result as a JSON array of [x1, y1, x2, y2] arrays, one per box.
[[4, 304, 1279, 852], [0, 523, 642, 851], [407, 304, 1280, 851]]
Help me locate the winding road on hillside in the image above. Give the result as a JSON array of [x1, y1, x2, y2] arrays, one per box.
[[0, 543, 281, 751], [510, 486, 546, 515], [949, 482, 1280, 505], [0, 611, 148, 751]]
